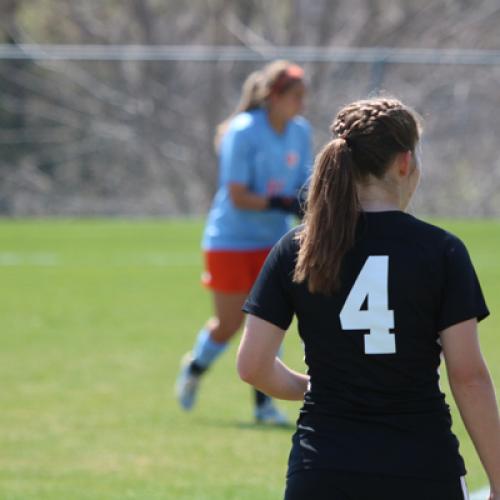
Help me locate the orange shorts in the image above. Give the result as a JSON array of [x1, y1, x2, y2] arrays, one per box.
[[201, 248, 272, 293]]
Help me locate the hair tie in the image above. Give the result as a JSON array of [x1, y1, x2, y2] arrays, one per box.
[[334, 135, 352, 150]]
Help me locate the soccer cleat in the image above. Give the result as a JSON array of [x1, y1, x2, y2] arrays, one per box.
[[175, 353, 201, 411], [255, 399, 290, 426]]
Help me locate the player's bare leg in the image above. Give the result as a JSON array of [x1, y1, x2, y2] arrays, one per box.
[[176, 292, 245, 410], [176, 291, 289, 424]]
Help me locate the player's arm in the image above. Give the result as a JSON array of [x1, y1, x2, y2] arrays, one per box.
[[224, 128, 305, 213], [223, 127, 279, 211], [229, 182, 304, 214], [228, 182, 269, 210], [237, 314, 309, 401], [441, 319, 500, 497]]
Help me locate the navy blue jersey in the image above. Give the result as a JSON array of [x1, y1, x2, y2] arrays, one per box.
[[243, 211, 489, 479]]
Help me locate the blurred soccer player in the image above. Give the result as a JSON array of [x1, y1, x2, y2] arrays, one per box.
[[175, 60, 313, 424], [238, 98, 500, 498]]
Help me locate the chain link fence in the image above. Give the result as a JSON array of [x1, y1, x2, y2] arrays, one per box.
[[1, 47, 500, 217]]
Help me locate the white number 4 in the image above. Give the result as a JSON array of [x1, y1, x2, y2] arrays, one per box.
[[339, 256, 396, 354]]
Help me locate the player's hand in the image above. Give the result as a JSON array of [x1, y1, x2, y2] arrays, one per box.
[[268, 196, 304, 218]]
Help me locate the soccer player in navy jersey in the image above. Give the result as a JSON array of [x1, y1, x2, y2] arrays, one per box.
[[237, 98, 500, 499], [175, 61, 313, 424]]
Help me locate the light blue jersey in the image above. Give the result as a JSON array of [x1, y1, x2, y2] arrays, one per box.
[[202, 108, 313, 251]]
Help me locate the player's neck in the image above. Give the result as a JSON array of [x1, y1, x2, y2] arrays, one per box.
[[360, 200, 401, 212], [266, 108, 287, 134], [357, 183, 402, 212]]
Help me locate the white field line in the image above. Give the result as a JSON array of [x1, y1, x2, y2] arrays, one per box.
[[0, 252, 59, 266], [0, 252, 200, 267]]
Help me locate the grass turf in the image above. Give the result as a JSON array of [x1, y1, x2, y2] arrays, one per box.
[[0, 218, 498, 499]]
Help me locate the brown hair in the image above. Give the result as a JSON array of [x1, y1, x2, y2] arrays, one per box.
[[214, 60, 305, 150], [293, 98, 421, 294]]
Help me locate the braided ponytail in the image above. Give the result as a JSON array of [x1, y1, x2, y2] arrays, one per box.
[[294, 98, 421, 294], [294, 138, 359, 293]]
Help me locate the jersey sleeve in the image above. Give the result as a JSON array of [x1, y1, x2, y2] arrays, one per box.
[[242, 238, 295, 331], [220, 127, 253, 186], [437, 235, 489, 331]]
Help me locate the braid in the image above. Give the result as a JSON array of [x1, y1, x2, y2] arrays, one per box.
[[330, 98, 420, 179], [332, 99, 405, 139]]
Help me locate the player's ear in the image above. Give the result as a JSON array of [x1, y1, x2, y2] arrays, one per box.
[[397, 151, 412, 177]]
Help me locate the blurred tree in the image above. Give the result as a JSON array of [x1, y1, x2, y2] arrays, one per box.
[[0, 0, 499, 215]]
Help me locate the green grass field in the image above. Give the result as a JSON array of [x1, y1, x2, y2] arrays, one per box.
[[0, 219, 498, 499]]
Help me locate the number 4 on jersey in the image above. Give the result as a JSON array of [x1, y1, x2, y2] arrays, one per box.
[[339, 256, 396, 354]]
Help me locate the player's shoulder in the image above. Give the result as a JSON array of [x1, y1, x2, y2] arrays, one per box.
[[289, 115, 312, 135], [229, 109, 262, 134], [274, 226, 301, 261], [405, 214, 466, 253], [221, 110, 263, 152]]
